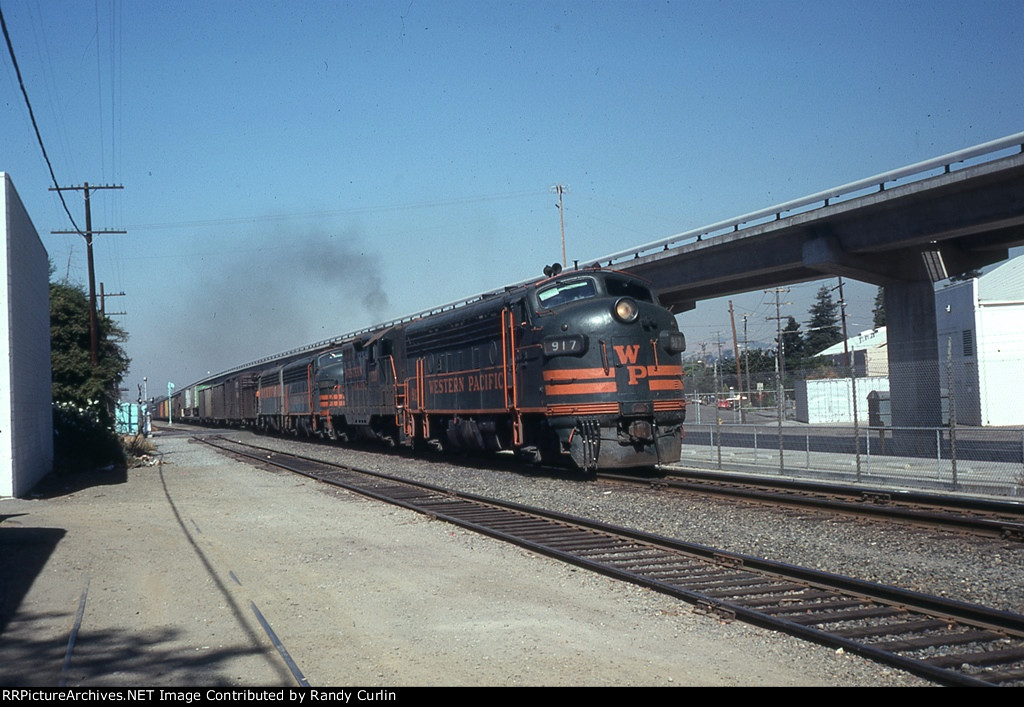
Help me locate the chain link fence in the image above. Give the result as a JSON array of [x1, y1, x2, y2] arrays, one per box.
[[679, 329, 1024, 498]]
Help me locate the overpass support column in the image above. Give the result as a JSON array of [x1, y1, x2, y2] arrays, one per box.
[[885, 281, 942, 439]]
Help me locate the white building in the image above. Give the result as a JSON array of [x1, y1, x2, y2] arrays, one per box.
[[936, 257, 1024, 427], [795, 375, 890, 424], [796, 328, 890, 424], [815, 327, 889, 377], [795, 256, 1024, 426], [1, 173, 53, 497]]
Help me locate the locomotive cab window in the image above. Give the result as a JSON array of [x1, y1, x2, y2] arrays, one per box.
[[536, 275, 654, 310], [514, 299, 532, 327], [536, 278, 597, 308], [606, 277, 654, 303]]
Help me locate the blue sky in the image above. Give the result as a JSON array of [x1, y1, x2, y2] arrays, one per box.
[[2, 0, 1022, 397]]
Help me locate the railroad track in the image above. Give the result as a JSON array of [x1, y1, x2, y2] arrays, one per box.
[[198, 435, 1024, 686], [599, 468, 1024, 541]]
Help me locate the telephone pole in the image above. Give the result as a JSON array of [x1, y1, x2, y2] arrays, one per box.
[[742, 313, 753, 409], [51, 182, 125, 369], [765, 287, 791, 473], [728, 300, 745, 423], [551, 184, 569, 267], [836, 276, 862, 479], [99, 283, 127, 317]]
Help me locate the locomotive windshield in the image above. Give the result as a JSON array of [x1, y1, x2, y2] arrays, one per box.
[[536, 275, 654, 309], [536, 278, 597, 307]]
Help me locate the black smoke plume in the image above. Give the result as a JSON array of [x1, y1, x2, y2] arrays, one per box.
[[175, 226, 390, 379]]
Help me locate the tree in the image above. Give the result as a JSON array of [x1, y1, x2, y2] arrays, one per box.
[[50, 280, 130, 426], [778, 313, 802, 375], [873, 286, 886, 328], [743, 348, 779, 375], [780, 316, 804, 366], [804, 285, 842, 356]]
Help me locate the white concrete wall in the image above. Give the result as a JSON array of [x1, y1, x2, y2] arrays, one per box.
[[1, 173, 53, 497], [936, 265, 1024, 427], [975, 302, 1024, 426], [795, 376, 890, 424], [865, 346, 889, 377]]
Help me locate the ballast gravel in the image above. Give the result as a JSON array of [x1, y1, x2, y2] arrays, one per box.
[[8, 427, 1007, 686], [246, 430, 1024, 615]]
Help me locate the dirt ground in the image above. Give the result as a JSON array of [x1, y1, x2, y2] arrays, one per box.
[[0, 432, 925, 687]]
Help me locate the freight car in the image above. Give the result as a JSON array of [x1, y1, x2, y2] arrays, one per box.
[[163, 266, 687, 470]]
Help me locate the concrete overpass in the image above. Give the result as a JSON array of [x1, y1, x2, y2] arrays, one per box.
[[601, 132, 1024, 430], [231, 132, 1024, 437]]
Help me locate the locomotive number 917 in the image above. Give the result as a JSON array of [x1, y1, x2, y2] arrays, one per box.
[[163, 265, 687, 471]]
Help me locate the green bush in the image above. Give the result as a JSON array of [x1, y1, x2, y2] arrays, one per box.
[[52, 401, 125, 473]]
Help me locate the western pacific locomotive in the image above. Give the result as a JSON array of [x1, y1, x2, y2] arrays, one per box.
[[159, 265, 687, 470]]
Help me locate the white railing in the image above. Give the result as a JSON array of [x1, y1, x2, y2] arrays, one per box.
[[595, 131, 1024, 267], [680, 422, 1024, 498]]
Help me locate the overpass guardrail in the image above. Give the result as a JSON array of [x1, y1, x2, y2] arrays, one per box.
[[598, 131, 1024, 267]]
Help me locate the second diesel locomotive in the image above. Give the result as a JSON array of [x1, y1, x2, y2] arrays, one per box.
[[167, 266, 687, 470]]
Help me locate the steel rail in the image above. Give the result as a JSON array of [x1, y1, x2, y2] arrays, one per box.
[[661, 467, 1024, 515], [199, 436, 1024, 686], [58, 576, 90, 687], [248, 602, 310, 688], [600, 470, 1024, 540]]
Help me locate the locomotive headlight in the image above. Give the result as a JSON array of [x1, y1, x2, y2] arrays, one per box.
[[613, 297, 639, 323]]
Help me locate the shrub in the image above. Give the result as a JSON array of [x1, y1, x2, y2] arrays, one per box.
[[52, 401, 125, 473]]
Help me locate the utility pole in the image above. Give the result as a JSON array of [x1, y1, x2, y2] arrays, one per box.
[[766, 287, 791, 473], [551, 184, 569, 267], [51, 182, 125, 369], [742, 313, 752, 410], [715, 331, 724, 468], [836, 276, 862, 479], [698, 341, 708, 419], [729, 300, 745, 423], [714, 332, 724, 401], [766, 287, 792, 386], [99, 282, 127, 317]]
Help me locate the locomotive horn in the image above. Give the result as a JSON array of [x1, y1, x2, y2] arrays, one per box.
[[543, 262, 563, 277]]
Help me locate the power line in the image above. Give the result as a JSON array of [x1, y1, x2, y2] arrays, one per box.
[[127, 189, 549, 232], [52, 182, 126, 368], [0, 4, 82, 235]]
